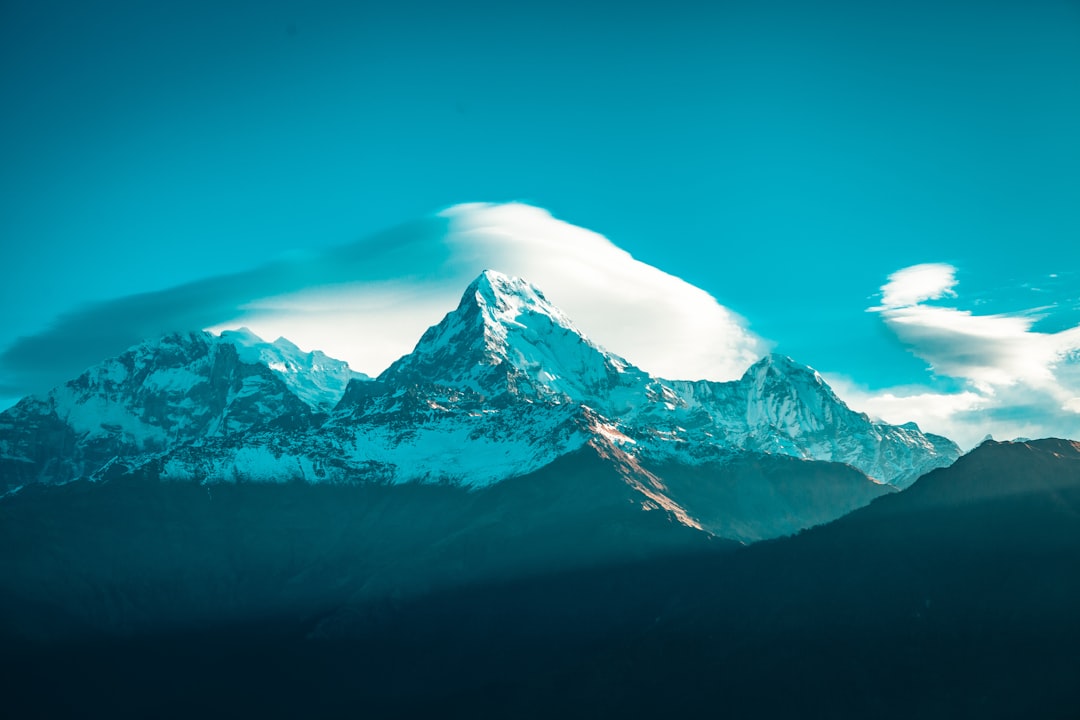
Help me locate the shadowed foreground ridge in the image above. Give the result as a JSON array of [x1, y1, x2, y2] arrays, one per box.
[[1, 439, 1078, 718]]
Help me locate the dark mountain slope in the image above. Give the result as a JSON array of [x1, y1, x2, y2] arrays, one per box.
[[562, 438, 1080, 718], [0, 442, 720, 642], [1, 440, 1075, 719], [642, 452, 893, 540]]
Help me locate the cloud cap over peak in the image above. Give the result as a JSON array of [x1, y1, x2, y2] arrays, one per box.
[[0, 203, 766, 403], [436, 203, 765, 381]]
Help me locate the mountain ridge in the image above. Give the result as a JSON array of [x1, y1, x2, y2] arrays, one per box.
[[0, 270, 958, 541]]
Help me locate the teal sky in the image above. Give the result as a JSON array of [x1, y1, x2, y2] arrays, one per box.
[[2, 0, 1079, 442]]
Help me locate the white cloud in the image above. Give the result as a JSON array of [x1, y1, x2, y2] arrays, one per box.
[[861, 263, 1080, 448], [824, 376, 986, 448], [878, 305, 1062, 390], [851, 387, 985, 426], [208, 202, 766, 381], [878, 263, 958, 309]]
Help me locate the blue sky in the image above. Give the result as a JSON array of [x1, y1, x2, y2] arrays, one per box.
[[2, 0, 1079, 446]]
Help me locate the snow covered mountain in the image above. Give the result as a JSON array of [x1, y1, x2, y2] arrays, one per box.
[[219, 327, 367, 411], [0, 331, 315, 491], [0, 270, 960, 541], [378, 271, 650, 406], [685, 354, 958, 488], [364, 270, 956, 488]]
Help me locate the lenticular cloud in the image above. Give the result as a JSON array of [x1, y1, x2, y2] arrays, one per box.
[[1, 203, 767, 400], [214, 203, 766, 382]]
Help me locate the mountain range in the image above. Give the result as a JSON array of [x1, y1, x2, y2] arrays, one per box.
[[0, 270, 957, 545]]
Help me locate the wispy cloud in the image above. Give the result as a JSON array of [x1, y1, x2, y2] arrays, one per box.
[[858, 263, 1080, 448], [0, 203, 766, 401], [0, 214, 453, 399]]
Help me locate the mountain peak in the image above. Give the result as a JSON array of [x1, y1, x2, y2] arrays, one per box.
[[741, 353, 853, 439], [459, 270, 570, 328], [215, 328, 359, 411], [219, 327, 264, 345], [376, 272, 638, 402], [468, 268, 524, 294], [744, 354, 838, 397], [271, 336, 302, 353], [749, 353, 819, 378]]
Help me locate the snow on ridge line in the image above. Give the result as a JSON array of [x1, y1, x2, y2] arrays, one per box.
[[158, 407, 600, 490], [204, 271, 959, 488], [0, 269, 959, 495], [216, 326, 364, 410]]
